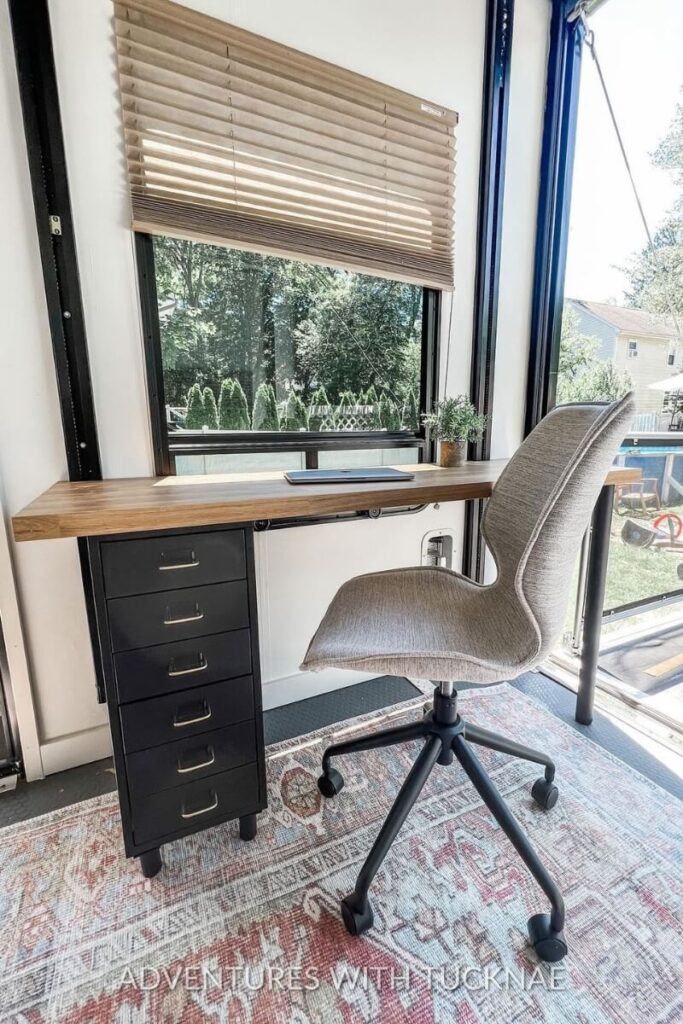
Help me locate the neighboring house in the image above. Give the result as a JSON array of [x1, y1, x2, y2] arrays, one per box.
[[568, 299, 681, 424]]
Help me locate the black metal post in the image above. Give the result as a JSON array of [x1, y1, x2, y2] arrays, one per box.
[[576, 484, 614, 724], [463, 0, 514, 582]]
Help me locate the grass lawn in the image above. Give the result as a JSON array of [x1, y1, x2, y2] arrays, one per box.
[[604, 509, 683, 611]]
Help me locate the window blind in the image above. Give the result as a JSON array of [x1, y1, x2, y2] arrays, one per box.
[[114, 0, 457, 289]]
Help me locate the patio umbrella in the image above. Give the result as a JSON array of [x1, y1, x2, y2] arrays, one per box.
[[649, 373, 683, 391]]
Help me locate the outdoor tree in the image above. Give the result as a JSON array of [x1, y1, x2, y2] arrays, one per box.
[[624, 98, 683, 319], [185, 383, 205, 429], [218, 378, 235, 429], [218, 378, 251, 430], [403, 389, 419, 430], [154, 236, 425, 419], [231, 379, 251, 430], [308, 385, 330, 430], [252, 383, 279, 431], [282, 392, 309, 431], [379, 393, 401, 431], [202, 386, 219, 429], [557, 307, 631, 403]]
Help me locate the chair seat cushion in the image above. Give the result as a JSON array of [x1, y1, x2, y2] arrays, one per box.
[[300, 566, 539, 684]]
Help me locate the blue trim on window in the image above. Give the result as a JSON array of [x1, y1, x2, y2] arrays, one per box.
[[470, 0, 514, 461], [525, 1, 585, 433]]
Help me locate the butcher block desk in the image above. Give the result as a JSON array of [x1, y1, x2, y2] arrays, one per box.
[[11, 461, 638, 876]]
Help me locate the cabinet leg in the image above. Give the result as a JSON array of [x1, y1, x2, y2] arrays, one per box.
[[139, 847, 162, 878], [239, 813, 257, 841]]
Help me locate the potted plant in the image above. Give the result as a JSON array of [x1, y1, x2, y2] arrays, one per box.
[[422, 396, 486, 468]]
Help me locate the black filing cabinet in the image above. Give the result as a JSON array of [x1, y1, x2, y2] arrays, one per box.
[[84, 524, 266, 876]]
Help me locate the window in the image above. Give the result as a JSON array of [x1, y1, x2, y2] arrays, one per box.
[[117, 2, 452, 476], [139, 234, 439, 474], [628, 340, 638, 359], [668, 346, 676, 366]]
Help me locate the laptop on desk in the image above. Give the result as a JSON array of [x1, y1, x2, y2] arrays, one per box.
[[284, 468, 415, 484]]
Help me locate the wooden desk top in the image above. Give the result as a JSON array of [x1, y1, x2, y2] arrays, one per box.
[[11, 462, 640, 543]]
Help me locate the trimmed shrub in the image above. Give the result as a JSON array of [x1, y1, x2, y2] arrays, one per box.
[[231, 379, 251, 430], [379, 393, 401, 431], [337, 390, 356, 412], [218, 378, 251, 431], [202, 386, 218, 429], [403, 389, 419, 430], [362, 385, 381, 428], [308, 385, 330, 431], [252, 383, 279, 431], [185, 383, 205, 430], [282, 392, 309, 431], [218, 379, 235, 429]]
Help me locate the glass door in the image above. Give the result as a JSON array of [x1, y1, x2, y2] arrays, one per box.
[[554, 0, 683, 729]]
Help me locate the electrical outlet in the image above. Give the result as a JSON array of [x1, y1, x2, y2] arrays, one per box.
[[421, 529, 455, 569]]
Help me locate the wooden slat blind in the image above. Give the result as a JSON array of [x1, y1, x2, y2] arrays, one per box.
[[113, 0, 457, 288]]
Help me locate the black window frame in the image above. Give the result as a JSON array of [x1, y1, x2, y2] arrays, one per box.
[[135, 232, 441, 476], [526, 0, 683, 625]]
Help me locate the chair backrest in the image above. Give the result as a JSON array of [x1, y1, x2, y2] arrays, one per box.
[[482, 393, 635, 661]]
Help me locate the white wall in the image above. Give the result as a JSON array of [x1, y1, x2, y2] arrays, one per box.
[[0, 0, 549, 773], [491, 0, 551, 460], [0, 0, 109, 776]]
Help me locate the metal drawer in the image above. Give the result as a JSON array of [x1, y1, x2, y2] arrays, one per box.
[[119, 676, 255, 753], [131, 762, 259, 846], [114, 629, 252, 703], [101, 530, 246, 599], [126, 721, 256, 798], [107, 580, 249, 652]]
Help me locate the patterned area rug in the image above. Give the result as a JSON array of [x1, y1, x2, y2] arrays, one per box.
[[1, 683, 682, 1023]]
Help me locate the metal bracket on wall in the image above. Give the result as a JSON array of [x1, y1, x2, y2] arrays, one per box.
[[9, 0, 101, 482]]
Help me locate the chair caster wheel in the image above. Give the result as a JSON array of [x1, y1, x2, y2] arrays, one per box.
[[318, 767, 344, 797], [531, 778, 559, 809], [422, 701, 433, 718], [527, 913, 568, 962], [341, 894, 374, 936]]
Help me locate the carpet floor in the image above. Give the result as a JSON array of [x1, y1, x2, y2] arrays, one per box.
[[1, 683, 681, 1023]]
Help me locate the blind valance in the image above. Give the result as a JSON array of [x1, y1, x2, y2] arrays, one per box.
[[114, 0, 457, 288]]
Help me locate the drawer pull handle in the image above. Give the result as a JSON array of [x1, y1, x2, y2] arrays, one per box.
[[168, 653, 207, 677], [173, 702, 212, 728], [158, 551, 199, 571], [177, 747, 215, 774], [164, 603, 204, 626], [181, 792, 218, 819]]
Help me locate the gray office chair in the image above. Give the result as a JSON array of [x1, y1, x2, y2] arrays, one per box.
[[301, 394, 634, 963]]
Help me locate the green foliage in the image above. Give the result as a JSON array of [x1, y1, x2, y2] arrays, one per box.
[[202, 386, 218, 429], [231, 380, 251, 430], [624, 100, 683, 319], [379, 393, 401, 431], [557, 307, 632, 403], [218, 379, 235, 429], [252, 383, 279, 431], [308, 385, 330, 431], [402, 390, 419, 430], [185, 383, 205, 430], [218, 378, 250, 430], [338, 390, 356, 410], [282, 392, 309, 431], [422, 396, 486, 443], [362, 385, 381, 428], [153, 237, 424, 420]]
